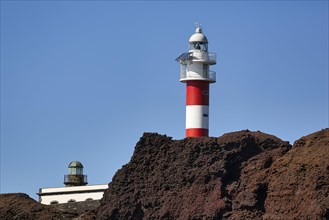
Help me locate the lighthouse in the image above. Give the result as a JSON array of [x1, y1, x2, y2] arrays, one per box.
[[38, 161, 108, 205], [175, 25, 217, 137], [64, 161, 88, 186]]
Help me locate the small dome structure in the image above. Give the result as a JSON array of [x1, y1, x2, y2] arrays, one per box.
[[68, 161, 84, 168], [68, 161, 84, 175], [189, 27, 208, 43]]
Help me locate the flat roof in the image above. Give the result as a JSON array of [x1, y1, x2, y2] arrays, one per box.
[[38, 184, 108, 195]]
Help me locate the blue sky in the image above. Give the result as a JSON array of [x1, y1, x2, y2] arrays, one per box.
[[1, 1, 328, 200]]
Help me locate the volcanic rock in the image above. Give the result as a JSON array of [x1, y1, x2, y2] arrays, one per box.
[[1, 129, 328, 219], [96, 130, 295, 219], [0, 193, 95, 220], [264, 128, 329, 219]]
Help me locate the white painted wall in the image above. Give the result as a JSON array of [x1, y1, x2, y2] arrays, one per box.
[[38, 184, 108, 205], [40, 191, 104, 204]]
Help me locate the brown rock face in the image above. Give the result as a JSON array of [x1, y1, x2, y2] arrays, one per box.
[[0, 193, 68, 220], [264, 129, 329, 219], [96, 130, 299, 219], [97, 129, 329, 219], [0, 193, 95, 220]]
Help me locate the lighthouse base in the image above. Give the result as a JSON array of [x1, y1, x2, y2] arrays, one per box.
[[186, 128, 208, 137]]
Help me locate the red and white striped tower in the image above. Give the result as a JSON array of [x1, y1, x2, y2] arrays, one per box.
[[176, 25, 217, 137]]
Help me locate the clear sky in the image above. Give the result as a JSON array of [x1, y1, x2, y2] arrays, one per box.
[[1, 1, 328, 200]]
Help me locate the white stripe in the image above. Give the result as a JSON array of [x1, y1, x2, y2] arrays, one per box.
[[186, 105, 209, 129]]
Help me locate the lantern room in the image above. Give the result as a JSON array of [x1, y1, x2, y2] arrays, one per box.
[[189, 27, 208, 52], [68, 161, 84, 175], [64, 161, 88, 186]]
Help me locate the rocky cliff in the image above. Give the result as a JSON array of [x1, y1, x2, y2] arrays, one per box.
[[96, 129, 328, 219], [1, 129, 328, 219], [0, 193, 79, 220]]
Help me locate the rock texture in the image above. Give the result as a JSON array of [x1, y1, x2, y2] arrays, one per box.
[[264, 128, 329, 219], [0, 193, 95, 220], [96, 129, 329, 219], [1, 129, 328, 220], [0, 193, 75, 220]]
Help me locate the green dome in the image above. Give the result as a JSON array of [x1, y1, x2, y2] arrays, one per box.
[[68, 161, 84, 168]]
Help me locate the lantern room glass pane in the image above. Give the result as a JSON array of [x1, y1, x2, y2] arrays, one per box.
[[68, 167, 75, 174], [68, 167, 83, 175], [189, 42, 208, 51]]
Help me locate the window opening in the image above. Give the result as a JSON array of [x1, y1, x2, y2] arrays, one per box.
[[50, 200, 59, 205]]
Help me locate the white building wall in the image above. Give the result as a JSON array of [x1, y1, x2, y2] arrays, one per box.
[[39, 184, 108, 205], [40, 191, 104, 204]]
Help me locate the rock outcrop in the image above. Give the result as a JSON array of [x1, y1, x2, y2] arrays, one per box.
[[0, 193, 97, 219], [1, 129, 328, 219], [264, 128, 329, 219], [96, 129, 329, 219], [0, 193, 76, 220]]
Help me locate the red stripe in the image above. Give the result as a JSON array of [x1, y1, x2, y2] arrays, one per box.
[[186, 128, 208, 137], [186, 81, 209, 105]]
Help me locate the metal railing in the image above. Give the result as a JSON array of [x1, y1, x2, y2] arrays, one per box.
[[206, 52, 217, 64], [64, 174, 88, 186], [176, 52, 217, 64], [180, 70, 216, 82], [190, 52, 216, 64]]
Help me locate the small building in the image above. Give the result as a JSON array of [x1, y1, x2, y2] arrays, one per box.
[[37, 161, 108, 205]]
